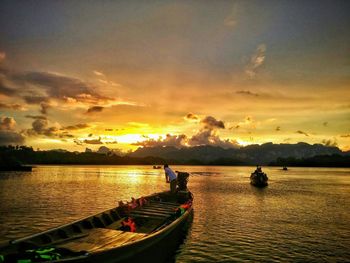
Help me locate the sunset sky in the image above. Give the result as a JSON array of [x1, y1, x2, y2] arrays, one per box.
[[0, 0, 349, 152]]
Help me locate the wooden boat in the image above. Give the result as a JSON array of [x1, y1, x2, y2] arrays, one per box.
[[0, 190, 193, 263], [250, 171, 268, 187]]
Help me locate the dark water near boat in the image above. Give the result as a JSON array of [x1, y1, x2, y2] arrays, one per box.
[[1, 166, 349, 262]]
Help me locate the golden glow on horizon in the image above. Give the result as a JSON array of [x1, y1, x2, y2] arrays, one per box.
[[236, 139, 252, 147], [108, 134, 162, 144]]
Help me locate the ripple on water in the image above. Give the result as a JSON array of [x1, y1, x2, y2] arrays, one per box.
[[1, 166, 350, 262]]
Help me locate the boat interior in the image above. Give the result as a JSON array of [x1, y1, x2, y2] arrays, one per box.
[[0, 191, 192, 261]]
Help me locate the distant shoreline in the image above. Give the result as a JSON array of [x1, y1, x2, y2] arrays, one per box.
[[1, 145, 349, 169], [3, 163, 349, 169]]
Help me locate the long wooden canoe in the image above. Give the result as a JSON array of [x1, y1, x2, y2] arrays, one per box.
[[0, 190, 193, 263]]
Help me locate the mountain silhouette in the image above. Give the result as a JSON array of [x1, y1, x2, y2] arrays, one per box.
[[129, 142, 342, 165]]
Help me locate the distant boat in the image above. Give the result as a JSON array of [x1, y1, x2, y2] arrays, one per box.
[[250, 168, 268, 187], [0, 190, 193, 263], [282, 166, 288, 171], [153, 165, 162, 169]]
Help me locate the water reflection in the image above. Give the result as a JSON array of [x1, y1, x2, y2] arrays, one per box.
[[0, 165, 350, 262]]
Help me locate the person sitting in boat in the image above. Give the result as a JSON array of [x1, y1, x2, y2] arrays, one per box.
[[164, 164, 177, 194], [255, 165, 262, 173]]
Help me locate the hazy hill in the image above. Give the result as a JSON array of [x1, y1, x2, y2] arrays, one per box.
[[129, 143, 342, 165], [0, 143, 346, 167]]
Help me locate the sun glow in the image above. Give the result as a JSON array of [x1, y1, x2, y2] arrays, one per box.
[[105, 134, 164, 144], [236, 139, 253, 147]]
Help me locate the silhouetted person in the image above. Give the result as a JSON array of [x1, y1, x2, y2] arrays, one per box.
[[255, 165, 262, 173], [164, 164, 177, 193]]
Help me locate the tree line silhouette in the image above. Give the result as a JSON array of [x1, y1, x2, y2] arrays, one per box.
[[0, 145, 349, 168]]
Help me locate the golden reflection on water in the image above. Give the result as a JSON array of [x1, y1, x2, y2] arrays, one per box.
[[0, 165, 350, 262]]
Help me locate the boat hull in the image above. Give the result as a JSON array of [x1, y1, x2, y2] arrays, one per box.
[[250, 172, 268, 187], [86, 208, 193, 263], [0, 191, 193, 263]]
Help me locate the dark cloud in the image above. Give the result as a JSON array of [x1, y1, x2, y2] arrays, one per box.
[[23, 96, 49, 104], [87, 106, 104, 114], [105, 128, 113, 131], [25, 119, 59, 137], [0, 78, 17, 96], [74, 139, 83, 146], [236, 90, 259, 97], [105, 140, 118, 144], [25, 115, 47, 120], [32, 119, 58, 136], [12, 71, 112, 103], [340, 134, 350, 138], [32, 119, 48, 134], [0, 116, 25, 145], [62, 123, 90, 130], [201, 116, 225, 129], [40, 102, 50, 114], [23, 96, 51, 114], [296, 130, 309, 136], [229, 125, 240, 130], [0, 117, 16, 130], [59, 132, 75, 138], [184, 113, 199, 121], [0, 131, 25, 145], [83, 137, 103, 144], [0, 103, 23, 110], [322, 138, 338, 147], [133, 134, 187, 148], [1, 68, 114, 116]]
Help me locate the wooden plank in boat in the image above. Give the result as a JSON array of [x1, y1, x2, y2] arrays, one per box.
[[129, 214, 169, 220], [136, 219, 163, 233], [91, 232, 147, 253], [150, 200, 179, 205], [130, 213, 171, 219], [137, 207, 176, 213], [139, 208, 175, 214], [57, 228, 124, 252], [49, 233, 89, 246], [148, 201, 179, 208], [130, 210, 174, 217], [105, 217, 126, 230], [141, 205, 178, 210]]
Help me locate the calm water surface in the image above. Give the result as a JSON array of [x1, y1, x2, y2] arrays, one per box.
[[0, 166, 349, 262]]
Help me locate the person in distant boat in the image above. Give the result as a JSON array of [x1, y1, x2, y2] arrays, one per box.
[[255, 165, 262, 173], [164, 164, 177, 193]]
